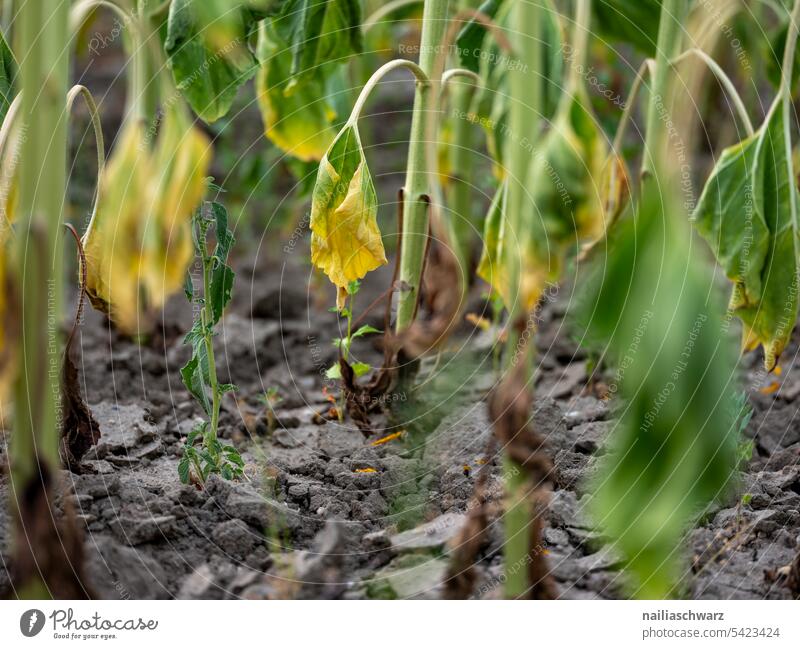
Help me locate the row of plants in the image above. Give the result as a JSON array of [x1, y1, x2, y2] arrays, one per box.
[[1, 0, 799, 599]]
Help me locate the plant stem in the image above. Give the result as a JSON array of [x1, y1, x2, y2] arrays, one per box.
[[671, 48, 754, 136], [501, 0, 544, 599], [565, 0, 592, 96], [10, 0, 71, 598], [199, 223, 221, 445], [641, 0, 690, 180], [363, 0, 424, 33], [446, 78, 478, 300], [347, 59, 429, 125], [395, 0, 449, 331]]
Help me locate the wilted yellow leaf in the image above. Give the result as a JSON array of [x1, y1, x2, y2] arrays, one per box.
[[145, 107, 211, 307], [83, 120, 149, 335], [310, 124, 387, 309], [83, 106, 210, 335]]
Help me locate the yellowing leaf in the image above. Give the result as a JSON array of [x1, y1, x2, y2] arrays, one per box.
[[370, 430, 405, 446], [477, 180, 549, 312], [145, 106, 211, 307], [310, 124, 387, 309], [256, 22, 337, 162], [83, 107, 211, 335], [83, 120, 150, 335], [530, 91, 607, 246], [479, 91, 607, 313]]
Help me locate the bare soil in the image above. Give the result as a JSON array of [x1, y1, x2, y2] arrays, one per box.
[[1, 246, 798, 600]]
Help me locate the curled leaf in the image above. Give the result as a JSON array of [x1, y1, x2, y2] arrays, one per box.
[[692, 101, 798, 370], [579, 181, 739, 598], [83, 107, 211, 335], [479, 89, 608, 311], [145, 107, 212, 308], [82, 120, 150, 334], [310, 124, 387, 309]]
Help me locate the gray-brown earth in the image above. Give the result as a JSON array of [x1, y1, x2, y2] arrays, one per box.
[[1, 250, 798, 600]]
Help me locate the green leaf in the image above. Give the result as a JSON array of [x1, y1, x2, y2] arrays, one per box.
[[165, 0, 260, 123], [351, 361, 370, 377], [183, 272, 195, 302], [178, 456, 191, 484], [325, 363, 341, 380], [455, 0, 503, 74], [209, 261, 235, 325], [273, 0, 363, 92], [477, 180, 508, 298], [181, 354, 211, 416], [186, 423, 205, 446], [219, 383, 238, 393], [351, 324, 381, 339], [692, 100, 799, 370], [480, 89, 607, 312], [211, 201, 234, 258], [0, 26, 17, 125], [474, 0, 563, 170]]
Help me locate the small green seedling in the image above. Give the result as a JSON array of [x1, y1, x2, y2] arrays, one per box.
[[326, 280, 381, 380], [178, 200, 244, 485], [325, 280, 381, 419]]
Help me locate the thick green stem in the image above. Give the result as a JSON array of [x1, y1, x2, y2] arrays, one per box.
[[641, 0, 690, 180], [566, 0, 592, 96], [395, 0, 449, 331], [447, 79, 478, 300], [11, 0, 71, 598], [501, 0, 544, 599]]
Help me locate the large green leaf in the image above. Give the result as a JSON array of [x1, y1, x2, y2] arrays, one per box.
[[180, 353, 211, 416], [273, 0, 363, 92], [692, 133, 768, 303], [256, 21, 338, 161], [165, 0, 260, 123], [692, 100, 799, 370]]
